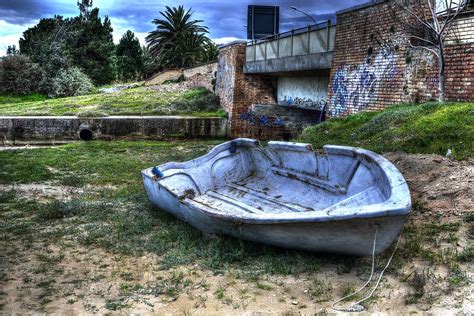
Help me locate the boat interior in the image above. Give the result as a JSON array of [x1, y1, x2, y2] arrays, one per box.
[[154, 140, 392, 217]]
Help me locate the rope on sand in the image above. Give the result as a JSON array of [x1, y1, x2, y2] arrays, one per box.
[[331, 225, 403, 313]]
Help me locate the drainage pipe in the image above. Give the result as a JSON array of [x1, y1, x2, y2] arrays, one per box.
[[79, 123, 94, 141]]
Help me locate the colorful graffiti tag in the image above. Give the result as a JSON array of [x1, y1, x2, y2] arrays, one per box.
[[330, 44, 398, 116], [238, 111, 286, 128]]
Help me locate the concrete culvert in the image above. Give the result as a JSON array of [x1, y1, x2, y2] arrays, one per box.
[[79, 124, 93, 141]]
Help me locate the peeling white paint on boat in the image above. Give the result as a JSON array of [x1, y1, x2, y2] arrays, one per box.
[[142, 139, 411, 256]]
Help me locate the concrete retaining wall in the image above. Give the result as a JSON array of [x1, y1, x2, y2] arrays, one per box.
[[183, 62, 217, 79], [0, 116, 228, 142]]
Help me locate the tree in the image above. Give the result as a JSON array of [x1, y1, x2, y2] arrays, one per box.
[[116, 30, 144, 81], [393, 0, 470, 102], [200, 41, 218, 63], [146, 6, 210, 68], [0, 55, 45, 95], [142, 46, 163, 79], [77, 0, 93, 20], [19, 15, 71, 68], [66, 7, 117, 85], [156, 32, 210, 68], [20, 2, 117, 86], [6, 45, 20, 56]]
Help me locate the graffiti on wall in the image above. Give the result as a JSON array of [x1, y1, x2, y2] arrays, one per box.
[[282, 96, 326, 110], [330, 43, 398, 116], [237, 111, 286, 128]]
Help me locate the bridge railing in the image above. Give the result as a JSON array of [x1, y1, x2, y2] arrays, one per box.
[[245, 21, 336, 63]]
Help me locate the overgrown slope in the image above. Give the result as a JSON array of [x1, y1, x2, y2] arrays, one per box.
[[299, 102, 474, 160], [0, 87, 224, 117]]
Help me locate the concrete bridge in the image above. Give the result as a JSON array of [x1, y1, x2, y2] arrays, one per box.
[[244, 21, 335, 74], [241, 21, 335, 112]]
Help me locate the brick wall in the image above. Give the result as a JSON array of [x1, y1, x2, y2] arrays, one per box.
[[327, 1, 474, 117], [216, 43, 297, 139], [445, 43, 474, 100]]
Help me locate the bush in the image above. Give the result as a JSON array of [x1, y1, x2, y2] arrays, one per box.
[[47, 67, 95, 98], [0, 55, 45, 95]]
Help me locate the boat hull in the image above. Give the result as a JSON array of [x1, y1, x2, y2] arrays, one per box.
[[142, 139, 411, 256], [143, 174, 407, 256]]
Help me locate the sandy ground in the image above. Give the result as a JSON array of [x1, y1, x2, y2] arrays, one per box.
[[0, 152, 472, 315]]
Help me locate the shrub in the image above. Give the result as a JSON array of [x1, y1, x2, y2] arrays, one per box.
[[0, 55, 45, 95], [47, 67, 95, 98]]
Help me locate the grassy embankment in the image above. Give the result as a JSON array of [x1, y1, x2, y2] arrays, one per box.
[[0, 87, 225, 117], [299, 102, 474, 160]]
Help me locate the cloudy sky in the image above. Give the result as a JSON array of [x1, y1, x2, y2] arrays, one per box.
[[0, 0, 366, 56]]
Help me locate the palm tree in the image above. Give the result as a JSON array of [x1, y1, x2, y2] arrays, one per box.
[[200, 41, 218, 63], [146, 6, 209, 68]]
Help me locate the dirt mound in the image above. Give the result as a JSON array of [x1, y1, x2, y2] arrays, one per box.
[[385, 152, 473, 215]]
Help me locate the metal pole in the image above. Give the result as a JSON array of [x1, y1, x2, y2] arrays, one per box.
[[274, 6, 277, 36], [307, 25, 311, 54], [277, 33, 280, 58], [326, 20, 331, 52], [290, 6, 317, 24], [254, 40, 257, 61], [251, 6, 255, 40], [291, 30, 294, 56], [265, 41, 267, 60]]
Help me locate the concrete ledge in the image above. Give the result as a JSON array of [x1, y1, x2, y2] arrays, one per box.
[[243, 52, 333, 74], [0, 116, 228, 141]]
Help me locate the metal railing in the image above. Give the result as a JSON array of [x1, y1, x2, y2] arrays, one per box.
[[245, 20, 336, 63]]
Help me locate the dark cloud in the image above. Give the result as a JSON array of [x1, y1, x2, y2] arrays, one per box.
[[0, 0, 76, 25], [0, 0, 367, 44]]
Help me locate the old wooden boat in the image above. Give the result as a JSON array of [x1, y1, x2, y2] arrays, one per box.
[[142, 139, 411, 256]]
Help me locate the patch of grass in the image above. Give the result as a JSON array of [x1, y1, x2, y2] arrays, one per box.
[[402, 225, 440, 263], [0, 93, 48, 104], [36, 199, 112, 221], [299, 102, 474, 159], [105, 299, 128, 311], [0, 140, 222, 185], [404, 270, 427, 305], [0, 190, 16, 204], [456, 246, 473, 263], [400, 219, 464, 264], [447, 266, 470, 287], [340, 282, 357, 300], [0, 87, 225, 117], [308, 277, 332, 302], [140, 270, 191, 300], [255, 282, 273, 290], [214, 287, 225, 299]]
